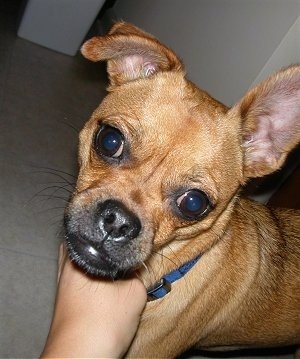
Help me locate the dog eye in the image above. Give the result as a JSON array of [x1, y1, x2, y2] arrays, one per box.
[[176, 189, 211, 220], [94, 125, 124, 159]]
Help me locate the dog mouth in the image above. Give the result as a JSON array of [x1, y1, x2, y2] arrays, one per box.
[[65, 232, 122, 278], [64, 199, 150, 279]]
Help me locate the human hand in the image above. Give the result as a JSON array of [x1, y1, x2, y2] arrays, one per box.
[[41, 244, 147, 358]]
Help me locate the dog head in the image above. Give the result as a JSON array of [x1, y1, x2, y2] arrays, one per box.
[[64, 22, 300, 282]]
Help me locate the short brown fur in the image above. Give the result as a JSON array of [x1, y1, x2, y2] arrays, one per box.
[[65, 22, 300, 357]]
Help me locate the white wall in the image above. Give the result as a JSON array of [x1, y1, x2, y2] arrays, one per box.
[[251, 14, 300, 87], [113, 0, 300, 106]]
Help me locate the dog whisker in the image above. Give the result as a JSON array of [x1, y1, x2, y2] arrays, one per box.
[[39, 184, 73, 196], [32, 169, 76, 187], [35, 193, 69, 203], [140, 261, 150, 276], [41, 179, 75, 188], [31, 166, 77, 179], [30, 165, 77, 178], [26, 189, 68, 210], [37, 206, 66, 214], [59, 119, 80, 134], [165, 245, 182, 266], [152, 247, 180, 269]]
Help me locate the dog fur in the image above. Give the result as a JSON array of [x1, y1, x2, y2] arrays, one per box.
[[64, 22, 300, 357]]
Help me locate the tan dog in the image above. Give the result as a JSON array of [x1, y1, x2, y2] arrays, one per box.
[[64, 22, 300, 357]]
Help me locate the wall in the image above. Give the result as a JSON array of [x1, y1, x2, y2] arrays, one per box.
[[113, 0, 300, 106]]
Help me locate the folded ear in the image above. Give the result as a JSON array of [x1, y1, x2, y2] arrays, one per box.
[[229, 65, 300, 179], [81, 21, 183, 87]]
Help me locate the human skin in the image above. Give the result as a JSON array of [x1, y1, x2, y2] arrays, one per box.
[[41, 245, 147, 358]]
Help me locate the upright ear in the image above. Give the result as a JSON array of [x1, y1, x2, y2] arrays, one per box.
[[81, 21, 183, 87], [229, 65, 300, 179]]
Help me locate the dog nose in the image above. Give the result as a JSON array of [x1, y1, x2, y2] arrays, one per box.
[[97, 200, 141, 242]]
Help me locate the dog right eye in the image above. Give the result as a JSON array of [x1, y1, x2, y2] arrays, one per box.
[[176, 189, 211, 221], [94, 125, 125, 160]]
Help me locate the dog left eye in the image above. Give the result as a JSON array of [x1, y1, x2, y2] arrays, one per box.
[[94, 125, 124, 159], [176, 189, 211, 220]]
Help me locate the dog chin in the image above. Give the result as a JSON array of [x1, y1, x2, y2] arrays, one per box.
[[65, 233, 126, 278]]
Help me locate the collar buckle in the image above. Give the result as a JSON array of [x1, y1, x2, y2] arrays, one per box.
[[146, 255, 201, 302], [147, 278, 171, 301]]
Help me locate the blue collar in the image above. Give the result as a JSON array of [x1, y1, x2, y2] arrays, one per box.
[[147, 255, 201, 301]]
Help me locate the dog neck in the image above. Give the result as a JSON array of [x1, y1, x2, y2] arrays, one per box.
[[147, 255, 201, 301]]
